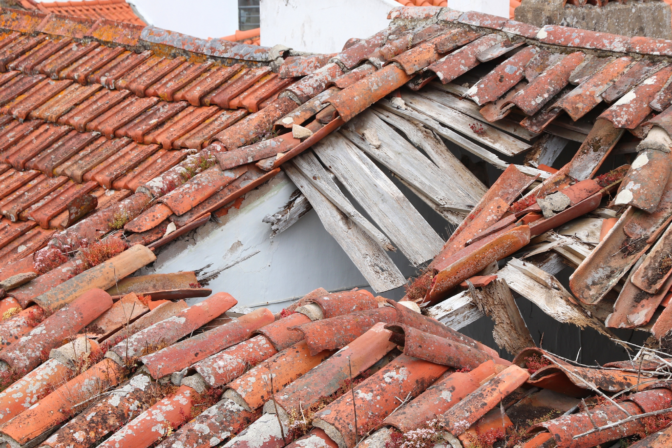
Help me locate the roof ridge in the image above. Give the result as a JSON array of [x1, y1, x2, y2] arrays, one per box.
[[390, 6, 672, 59]]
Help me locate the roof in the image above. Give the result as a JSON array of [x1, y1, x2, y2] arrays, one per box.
[[0, 3, 672, 447], [20, 0, 145, 26], [222, 28, 261, 46]]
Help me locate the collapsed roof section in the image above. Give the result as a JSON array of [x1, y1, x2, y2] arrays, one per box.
[[0, 3, 672, 329], [0, 4, 672, 448]]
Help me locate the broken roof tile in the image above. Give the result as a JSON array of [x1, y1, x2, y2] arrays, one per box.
[[502, 19, 540, 38], [555, 56, 632, 121], [427, 34, 502, 84], [603, 61, 668, 104], [507, 51, 585, 116], [458, 11, 508, 29], [141, 307, 274, 379], [601, 65, 672, 129], [466, 46, 537, 106], [280, 54, 334, 78]]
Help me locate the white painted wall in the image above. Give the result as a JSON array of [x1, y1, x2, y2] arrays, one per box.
[[141, 173, 388, 312], [33, 0, 241, 40], [449, 0, 509, 21], [260, 0, 399, 53], [129, 0, 239, 39], [259, 0, 509, 53]]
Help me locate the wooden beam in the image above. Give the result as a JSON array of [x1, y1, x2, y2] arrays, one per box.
[[283, 163, 406, 293], [377, 99, 547, 179], [427, 290, 483, 330], [373, 107, 487, 201], [469, 279, 536, 355], [292, 150, 395, 251], [313, 133, 444, 266], [402, 91, 531, 156], [419, 87, 538, 141], [340, 111, 474, 213]]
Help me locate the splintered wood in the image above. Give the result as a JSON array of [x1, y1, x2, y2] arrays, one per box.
[[284, 163, 405, 293], [468, 279, 535, 356], [314, 133, 443, 266]]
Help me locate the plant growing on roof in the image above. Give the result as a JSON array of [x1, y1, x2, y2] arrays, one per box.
[[385, 420, 447, 448], [109, 209, 131, 230]]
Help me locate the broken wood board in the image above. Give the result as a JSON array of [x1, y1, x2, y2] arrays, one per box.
[[526, 232, 593, 268], [314, 133, 444, 266], [426, 290, 483, 330], [377, 99, 547, 178], [544, 124, 586, 143], [558, 217, 603, 245], [418, 86, 538, 141], [499, 259, 620, 342], [525, 134, 569, 168], [292, 150, 395, 251], [262, 190, 312, 237], [284, 163, 405, 292], [402, 91, 531, 156], [397, 176, 466, 226], [373, 107, 487, 201], [340, 111, 474, 213], [431, 81, 469, 96], [525, 252, 567, 276], [469, 279, 536, 356]]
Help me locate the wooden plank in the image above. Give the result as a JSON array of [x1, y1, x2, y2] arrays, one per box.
[[292, 150, 395, 251], [431, 81, 469, 96], [377, 99, 546, 178], [426, 290, 483, 330], [537, 135, 569, 167], [283, 163, 406, 293], [558, 217, 603, 245], [339, 111, 474, 213], [498, 260, 617, 340], [469, 279, 536, 355], [373, 107, 487, 201], [262, 191, 312, 237], [402, 91, 531, 156], [397, 176, 466, 226], [313, 133, 444, 266], [525, 134, 569, 168], [545, 124, 586, 143], [418, 86, 538, 141]]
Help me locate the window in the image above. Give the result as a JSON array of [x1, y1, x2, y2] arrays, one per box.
[[239, 0, 260, 31]]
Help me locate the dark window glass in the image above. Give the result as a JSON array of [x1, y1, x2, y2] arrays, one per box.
[[239, 0, 260, 31]]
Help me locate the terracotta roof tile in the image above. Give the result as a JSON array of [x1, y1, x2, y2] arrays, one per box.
[[1, 7, 672, 448], [29, 0, 145, 27]]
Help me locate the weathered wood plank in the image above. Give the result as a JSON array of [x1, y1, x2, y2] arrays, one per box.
[[339, 111, 474, 213], [397, 176, 466, 226], [418, 87, 538, 141], [292, 150, 395, 251], [525, 134, 569, 168], [426, 290, 483, 330], [499, 259, 619, 341], [402, 91, 531, 156], [283, 163, 406, 292], [262, 190, 312, 237], [431, 81, 469, 96], [373, 107, 488, 201], [469, 279, 536, 355], [377, 99, 547, 179], [314, 133, 444, 266], [544, 124, 585, 143]]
